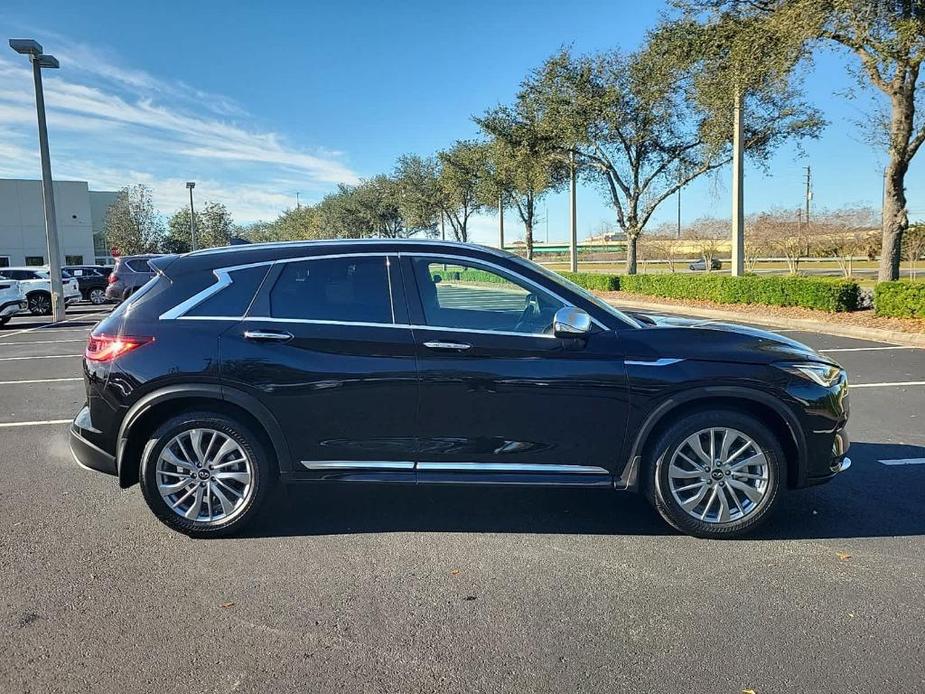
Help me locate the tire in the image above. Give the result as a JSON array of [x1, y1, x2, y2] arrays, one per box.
[[88, 287, 107, 305], [0, 316, 9, 326], [27, 291, 52, 316], [139, 411, 274, 537], [644, 410, 785, 539]]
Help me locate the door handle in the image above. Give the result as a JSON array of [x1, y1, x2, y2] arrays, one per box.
[[423, 340, 471, 351], [243, 329, 293, 342]]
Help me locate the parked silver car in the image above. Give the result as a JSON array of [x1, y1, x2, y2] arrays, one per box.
[[105, 255, 162, 302]]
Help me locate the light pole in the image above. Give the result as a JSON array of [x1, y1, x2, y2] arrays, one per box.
[[186, 182, 197, 251], [10, 38, 65, 321]]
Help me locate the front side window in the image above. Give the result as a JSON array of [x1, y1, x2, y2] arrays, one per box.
[[269, 255, 393, 324], [411, 257, 564, 335]]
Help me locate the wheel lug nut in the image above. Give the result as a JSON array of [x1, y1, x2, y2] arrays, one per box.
[[199, 482, 206, 487], [196, 463, 202, 468]]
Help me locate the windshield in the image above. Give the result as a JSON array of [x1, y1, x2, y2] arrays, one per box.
[[508, 255, 641, 329]]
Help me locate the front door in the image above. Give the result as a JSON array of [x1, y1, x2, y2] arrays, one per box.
[[402, 254, 629, 485], [221, 253, 418, 480]]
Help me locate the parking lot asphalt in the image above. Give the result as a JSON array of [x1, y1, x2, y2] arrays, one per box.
[[1, 306, 923, 693]]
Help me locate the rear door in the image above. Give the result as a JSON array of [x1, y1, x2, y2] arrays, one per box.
[[220, 253, 419, 480]]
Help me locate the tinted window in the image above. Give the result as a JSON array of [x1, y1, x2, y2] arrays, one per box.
[[269, 256, 393, 323], [187, 265, 271, 317], [411, 258, 563, 334], [126, 259, 153, 272]]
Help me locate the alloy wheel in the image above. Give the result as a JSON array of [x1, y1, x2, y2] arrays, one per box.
[[666, 427, 770, 524], [89, 288, 106, 305], [29, 294, 51, 315], [155, 428, 253, 524]]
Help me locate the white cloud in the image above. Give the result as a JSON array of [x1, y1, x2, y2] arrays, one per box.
[[0, 36, 359, 222]]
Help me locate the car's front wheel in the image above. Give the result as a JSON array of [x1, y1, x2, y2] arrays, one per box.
[[645, 410, 784, 539], [139, 412, 273, 537]]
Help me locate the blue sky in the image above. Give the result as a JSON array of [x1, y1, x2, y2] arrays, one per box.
[[2, 0, 922, 244]]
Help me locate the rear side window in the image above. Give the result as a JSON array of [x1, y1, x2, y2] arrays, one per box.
[[126, 259, 153, 272], [187, 265, 270, 317], [269, 256, 393, 324]]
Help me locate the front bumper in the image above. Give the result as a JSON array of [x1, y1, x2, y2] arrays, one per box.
[[806, 426, 851, 486], [69, 406, 117, 476], [0, 299, 27, 317]]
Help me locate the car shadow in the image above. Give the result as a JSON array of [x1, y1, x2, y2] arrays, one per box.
[[244, 441, 925, 541]]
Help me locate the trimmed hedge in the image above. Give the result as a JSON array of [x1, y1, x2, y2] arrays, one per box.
[[615, 273, 861, 313], [874, 281, 925, 318], [559, 271, 621, 292]]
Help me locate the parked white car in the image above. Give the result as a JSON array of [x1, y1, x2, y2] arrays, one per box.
[[0, 267, 82, 316], [0, 277, 27, 326]]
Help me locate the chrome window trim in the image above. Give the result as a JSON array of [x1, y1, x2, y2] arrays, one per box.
[[301, 461, 415, 470], [188, 238, 509, 258], [160, 253, 394, 321], [416, 462, 609, 474], [158, 260, 271, 320], [159, 249, 607, 337], [625, 358, 684, 367]]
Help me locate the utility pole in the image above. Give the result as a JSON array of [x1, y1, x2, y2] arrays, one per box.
[[569, 150, 578, 272], [10, 39, 65, 321], [676, 166, 682, 239], [296, 192, 301, 209], [498, 193, 504, 250], [804, 166, 812, 224], [186, 182, 197, 251], [440, 211, 445, 241], [730, 88, 745, 277]]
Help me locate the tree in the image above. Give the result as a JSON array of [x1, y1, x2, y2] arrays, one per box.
[[164, 201, 234, 253], [812, 206, 880, 276], [436, 140, 486, 242], [681, 1, 925, 280], [104, 184, 164, 255], [394, 154, 441, 235], [237, 221, 290, 244], [517, 47, 820, 274], [904, 223, 925, 278], [476, 103, 568, 259], [686, 217, 727, 271]]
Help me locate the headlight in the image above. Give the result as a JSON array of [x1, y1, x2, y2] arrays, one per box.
[[775, 361, 844, 387]]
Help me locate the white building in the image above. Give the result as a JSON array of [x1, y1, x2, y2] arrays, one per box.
[[0, 179, 118, 268]]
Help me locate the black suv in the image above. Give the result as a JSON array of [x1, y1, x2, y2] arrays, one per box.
[[63, 265, 112, 305], [70, 240, 850, 538]]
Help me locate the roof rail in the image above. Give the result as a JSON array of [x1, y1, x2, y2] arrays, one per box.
[[186, 237, 510, 258]]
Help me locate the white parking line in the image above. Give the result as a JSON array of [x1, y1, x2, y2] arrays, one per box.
[[851, 381, 925, 388], [0, 377, 82, 385], [0, 354, 82, 362], [879, 458, 925, 466], [0, 419, 71, 429], [0, 339, 86, 346], [0, 310, 108, 340], [821, 346, 915, 353]]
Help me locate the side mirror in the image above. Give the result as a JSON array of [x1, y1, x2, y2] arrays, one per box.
[[553, 306, 592, 338]]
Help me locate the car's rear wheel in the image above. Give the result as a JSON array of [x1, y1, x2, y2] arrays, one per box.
[[27, 291, 51, 315], [0, 316, 9, 326], [139, 412, 273, 537], [645, 410, 784, 539], [88, 287, 107, 305]]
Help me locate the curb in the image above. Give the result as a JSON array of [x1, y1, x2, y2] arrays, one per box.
[[606, 297, 925, 348]]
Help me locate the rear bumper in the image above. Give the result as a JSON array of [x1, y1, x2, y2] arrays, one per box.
[[70, 406, 117, 476]]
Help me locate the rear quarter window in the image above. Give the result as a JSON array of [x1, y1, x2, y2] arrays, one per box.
[[186, 266, 271, 317], [126, 259, 154, 272]]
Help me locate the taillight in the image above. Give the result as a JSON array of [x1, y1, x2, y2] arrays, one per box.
[[108, 273, 118, 284], [85, 334, 153, 362]]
